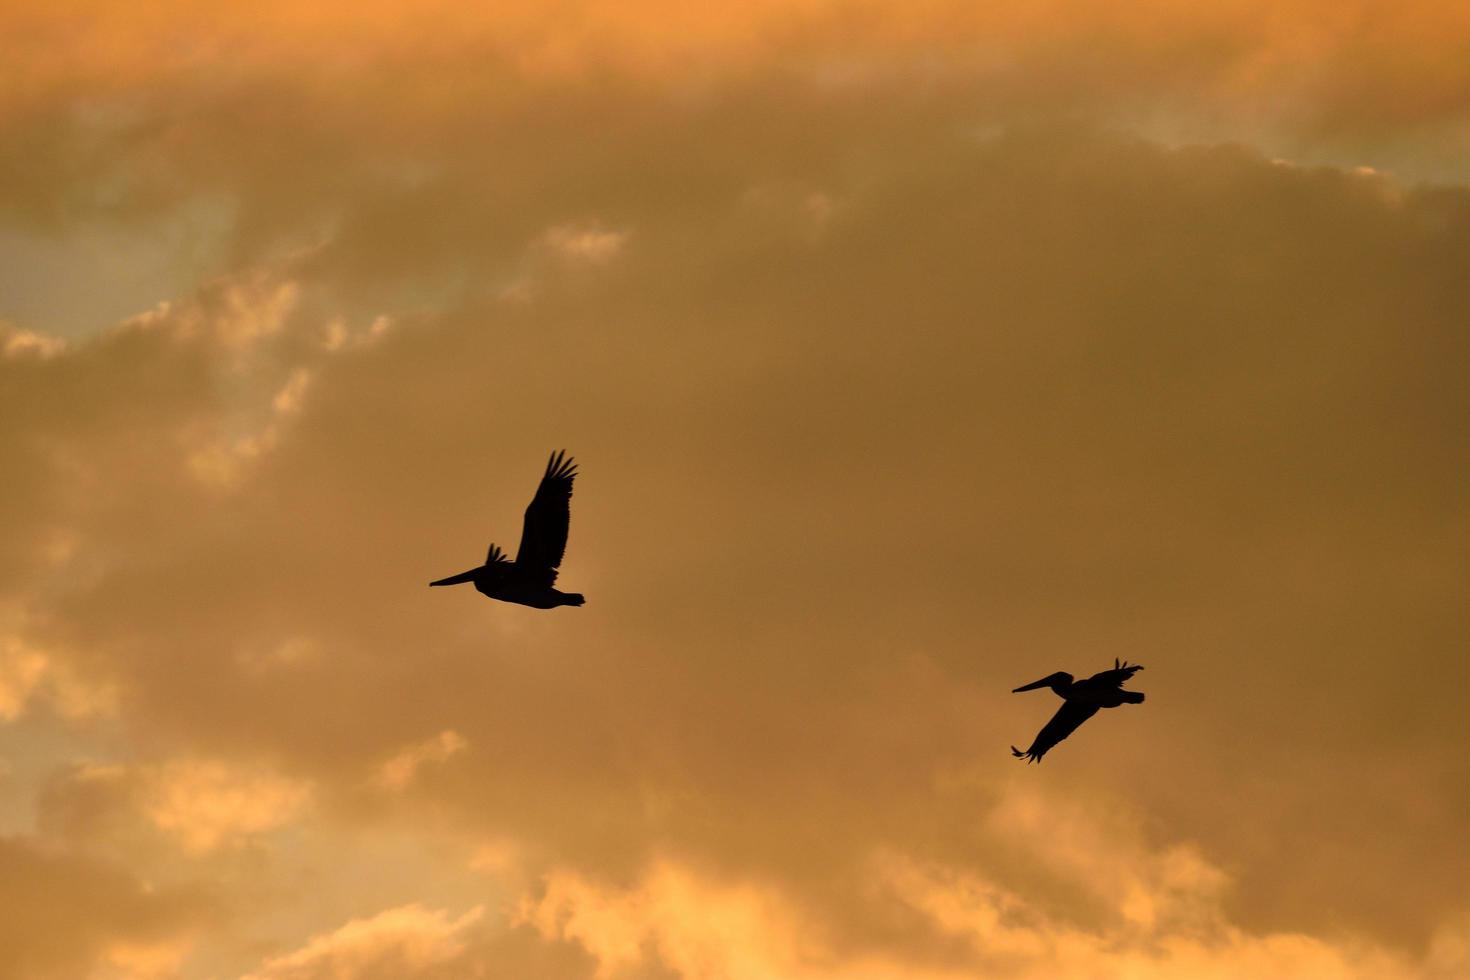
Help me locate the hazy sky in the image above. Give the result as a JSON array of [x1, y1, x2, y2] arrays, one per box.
[[3, 3, 1469, 978]]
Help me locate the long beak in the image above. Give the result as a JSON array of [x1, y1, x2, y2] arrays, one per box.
[[1012, 676, 1053, 693], [429, 566, 482, 587]]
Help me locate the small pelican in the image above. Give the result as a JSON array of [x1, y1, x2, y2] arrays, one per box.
[[430, 450, 585, 609], [1010, 659, 1144, 763]]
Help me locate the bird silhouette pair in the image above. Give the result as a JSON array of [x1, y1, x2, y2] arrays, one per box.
[[431, 451, 1146, 763]]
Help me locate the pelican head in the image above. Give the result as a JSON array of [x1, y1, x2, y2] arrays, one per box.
[[1012, 671, 1073, 695]]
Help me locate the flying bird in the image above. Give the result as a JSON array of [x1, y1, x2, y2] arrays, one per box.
[[430, 450, 585, 609], [1010, 659, 1144, 763]]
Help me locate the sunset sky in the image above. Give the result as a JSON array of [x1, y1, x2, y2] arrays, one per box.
[[3, 3, 1469, 978]]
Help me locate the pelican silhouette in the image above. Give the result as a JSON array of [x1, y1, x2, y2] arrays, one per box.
[[430, 450, 585, 609], [1010, 659, 1144, 763]]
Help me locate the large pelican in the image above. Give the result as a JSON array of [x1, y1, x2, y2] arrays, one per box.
[[430, 450, 585, 609], [1010, 659, 1144, 763]]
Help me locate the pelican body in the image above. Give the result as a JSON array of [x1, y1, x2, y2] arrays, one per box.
[[430, 550, 584, 608], [430, 451, 585, 609], [1010, 659, 1144, 763]]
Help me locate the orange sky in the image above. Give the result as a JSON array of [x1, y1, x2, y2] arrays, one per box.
[[2, 3, 1469, 978]]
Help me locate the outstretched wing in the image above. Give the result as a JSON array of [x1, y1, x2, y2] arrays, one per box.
[[1011, 701, 1099, 763], [1086, 658, 1145, 689], [515, 450, 577, 584]]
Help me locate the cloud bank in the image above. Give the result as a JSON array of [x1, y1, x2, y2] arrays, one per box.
[[2, 4, 1469, 977]]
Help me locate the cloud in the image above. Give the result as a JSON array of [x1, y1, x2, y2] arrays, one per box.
[[0, 835, 206, 980], [2, 325, 66, 358], [541, 224, 630, 265], [242, 901, 609, 980], [3, 125, 1468, 969], [0, 634, 46, 720], [0, 615, 117, 721], [522, 852, 1434, 980], [143, 759, 311, 854], [374, 730, 469, 792], [39, 758, 309, 856], [101, 939, 193, 980], [2, 11, 1469, 975], [5, 0, 1470, 270], [242, 904, 484, 980]]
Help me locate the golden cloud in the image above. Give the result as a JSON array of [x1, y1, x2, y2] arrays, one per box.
[[2, 6, 1469, 977], [243, 904, 485, 980]]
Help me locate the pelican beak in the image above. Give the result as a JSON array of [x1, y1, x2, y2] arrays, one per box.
[[429, 566, 482, 587], [1012, 676, 1053, 693]]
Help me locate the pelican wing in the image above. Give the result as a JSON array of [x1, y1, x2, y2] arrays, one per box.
[[1085, 659, 1144, 689], [477, 543, 513, 585], [1011, 701, 1098, 763], [515, 450, 577, 584]]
